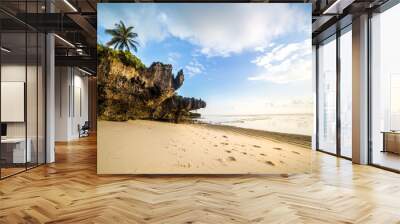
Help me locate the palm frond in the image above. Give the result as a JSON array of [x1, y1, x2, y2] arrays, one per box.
[[105, 20, 139, 53], [128, 40, 138, 52], [126, 26, 134, 33]]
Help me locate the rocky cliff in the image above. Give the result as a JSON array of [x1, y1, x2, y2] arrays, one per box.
[[97, 45, 206, 122]]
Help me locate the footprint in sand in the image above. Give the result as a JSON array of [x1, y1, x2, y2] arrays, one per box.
[[241, 145, 245, 147], [253, 145, 261, 148], [216, 158, 227, 166], [291, 151, 300, 155], [265, 161, 275, 166], [222, 135, 228, 139], [221, 142, 229, 146], [273, 147, 282, 151], [242, 152, 247, 155], [279, 160, 285, 164], [177, 162, 192, 168], [260, 153, 266, 156], [214, 145, 218, 147], [226, 150, 232, 153], [227, 156, 236, 161]]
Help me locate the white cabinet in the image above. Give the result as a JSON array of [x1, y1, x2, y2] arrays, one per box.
[[1, 138, 32, 163]]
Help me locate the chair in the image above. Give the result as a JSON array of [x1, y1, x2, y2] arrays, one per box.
[[79, 121, 90, 138]]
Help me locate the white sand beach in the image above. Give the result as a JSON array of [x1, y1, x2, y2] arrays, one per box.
[[97, 120, 312, 174]]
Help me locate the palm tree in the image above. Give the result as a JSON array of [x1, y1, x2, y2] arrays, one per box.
[[105, 20, 139, 52]]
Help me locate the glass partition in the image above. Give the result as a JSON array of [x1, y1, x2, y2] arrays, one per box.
[[0, 1, 46, 179], [371, 3, 400, 171], [317, 35, 337, 154], [339, 27, 352, 158], [0, 31, 28, 177]]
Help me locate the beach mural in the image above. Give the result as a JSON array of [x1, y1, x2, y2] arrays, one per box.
[[97, 3, 313, 174]]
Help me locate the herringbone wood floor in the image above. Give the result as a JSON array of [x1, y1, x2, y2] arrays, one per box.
[[1, 135, 400, 223]]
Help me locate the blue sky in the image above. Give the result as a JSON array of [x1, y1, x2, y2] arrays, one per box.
[[98, 3, 312, 115]]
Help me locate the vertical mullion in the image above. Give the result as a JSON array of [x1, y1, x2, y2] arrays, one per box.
[[25, 0, 28, 171], [0, 28, 2, 179], [73, 68, 75, 118], [44, 34, 47, 164], [44, 0, 47, 164], [36, 0, 39, 167], [60, 69, 62, 117], [367, 11, 373, 165], [336, 29, 341, 157], [316, 44, 320, 150], [69, 69, 71, 118]]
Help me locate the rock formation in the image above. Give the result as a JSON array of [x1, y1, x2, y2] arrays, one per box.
[[97, 45, 206, 122]]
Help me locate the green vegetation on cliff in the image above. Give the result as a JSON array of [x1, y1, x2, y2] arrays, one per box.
[[98, 45, 145, 71], [97, 45, 206, 122]]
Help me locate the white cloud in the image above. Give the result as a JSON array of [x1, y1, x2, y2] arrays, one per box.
[[162, 4, 309, 57], [249, 39, 312, 83], [99, 4, 310, 56], [254, 42, 276, 53], [185, 59, 204, 77], [167, 52, 181, 64]]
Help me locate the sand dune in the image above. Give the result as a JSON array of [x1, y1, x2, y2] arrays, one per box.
[[97, 120, 312, 174]]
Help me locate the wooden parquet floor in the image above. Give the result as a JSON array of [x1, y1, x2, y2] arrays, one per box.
[[1, 135, 400, 223]]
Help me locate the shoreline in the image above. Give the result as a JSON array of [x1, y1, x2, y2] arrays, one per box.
[[196, 122, 311, 149]]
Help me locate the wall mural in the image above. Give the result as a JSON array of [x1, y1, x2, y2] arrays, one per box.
[[97, 3, 313, 174]]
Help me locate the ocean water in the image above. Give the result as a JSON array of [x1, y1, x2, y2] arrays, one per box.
[[197, 114, 313, 136]]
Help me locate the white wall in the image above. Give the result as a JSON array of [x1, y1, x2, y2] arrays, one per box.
[[55, 66, 70, 141], [55, 67, 89, 141], [72, 73, 89, 138], [1, 65, 40, 137], [1, 64, 25, 81]]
